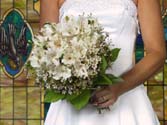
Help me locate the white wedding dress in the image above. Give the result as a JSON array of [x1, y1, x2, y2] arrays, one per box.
[[45, 0, 160, 125]]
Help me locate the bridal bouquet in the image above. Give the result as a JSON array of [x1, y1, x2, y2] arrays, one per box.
[[28, 14, 121, 110]]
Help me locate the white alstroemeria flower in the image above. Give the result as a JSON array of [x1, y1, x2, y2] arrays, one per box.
[[52, 66, 71, 80], [33, 35, 48, 46], [40, 55, 50, 65], [29, 55, 40, 68], [70, 38, 88, 57], [62, 49, 76, 65], [47, 39, 65, 58], [51, 57, 60, 66], [59, 16, 81, 36], [41, 23, 56, 36]]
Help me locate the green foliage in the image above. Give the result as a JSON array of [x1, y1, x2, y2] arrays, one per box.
[[106, 74, 124, 83], [66, 92, 81, 101], [110, 48, 121, 62], [45, 90, 65, 102], [68, 90, 91, 110], [94, 74, 113, 85], [45, 89, 91, 110], [100, 56, 108, 74]]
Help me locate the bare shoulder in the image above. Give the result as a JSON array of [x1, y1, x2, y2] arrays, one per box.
[[137, 0, 166, 58], [58, 0, 66, 9], [133, 0, 138, 7]]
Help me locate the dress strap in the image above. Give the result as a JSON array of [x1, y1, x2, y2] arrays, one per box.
[[121, 0, 140, 34]]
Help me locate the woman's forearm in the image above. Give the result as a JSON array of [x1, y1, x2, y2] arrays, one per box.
[[118, 51, 166, 95], [118, 0, 167, 96], [40, 0, 59, 28]]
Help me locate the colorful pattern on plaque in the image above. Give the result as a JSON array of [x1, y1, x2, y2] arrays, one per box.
[[0, 9, 33, 78], [34, 0, 40, 13]]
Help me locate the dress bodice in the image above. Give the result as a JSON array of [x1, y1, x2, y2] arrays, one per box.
[[59, 0, 139, 76]]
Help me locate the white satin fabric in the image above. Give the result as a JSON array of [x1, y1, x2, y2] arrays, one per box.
[[45, 0, 160, 124]]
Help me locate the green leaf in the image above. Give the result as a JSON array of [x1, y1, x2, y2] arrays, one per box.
[[44, 90, 65, 102], [111, 48, 121, 62], [66, 92, 80, 101], [100, 56, 108, 74], [106, 74, 124, 83], [69, 89, 91, 110], [94, 74, 113, 85], [28, 40, 33, 45]]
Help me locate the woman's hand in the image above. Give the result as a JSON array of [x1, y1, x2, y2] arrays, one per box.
[[90, 83, 123, 108]]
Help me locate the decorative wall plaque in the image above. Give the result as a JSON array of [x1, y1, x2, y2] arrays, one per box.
[[0, 8, 33, 78]]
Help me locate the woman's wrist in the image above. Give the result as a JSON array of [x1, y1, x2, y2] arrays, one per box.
[[115, 80, 131, 97]]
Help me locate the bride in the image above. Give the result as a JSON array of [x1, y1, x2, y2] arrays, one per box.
[[41, 0, 166, 125]]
